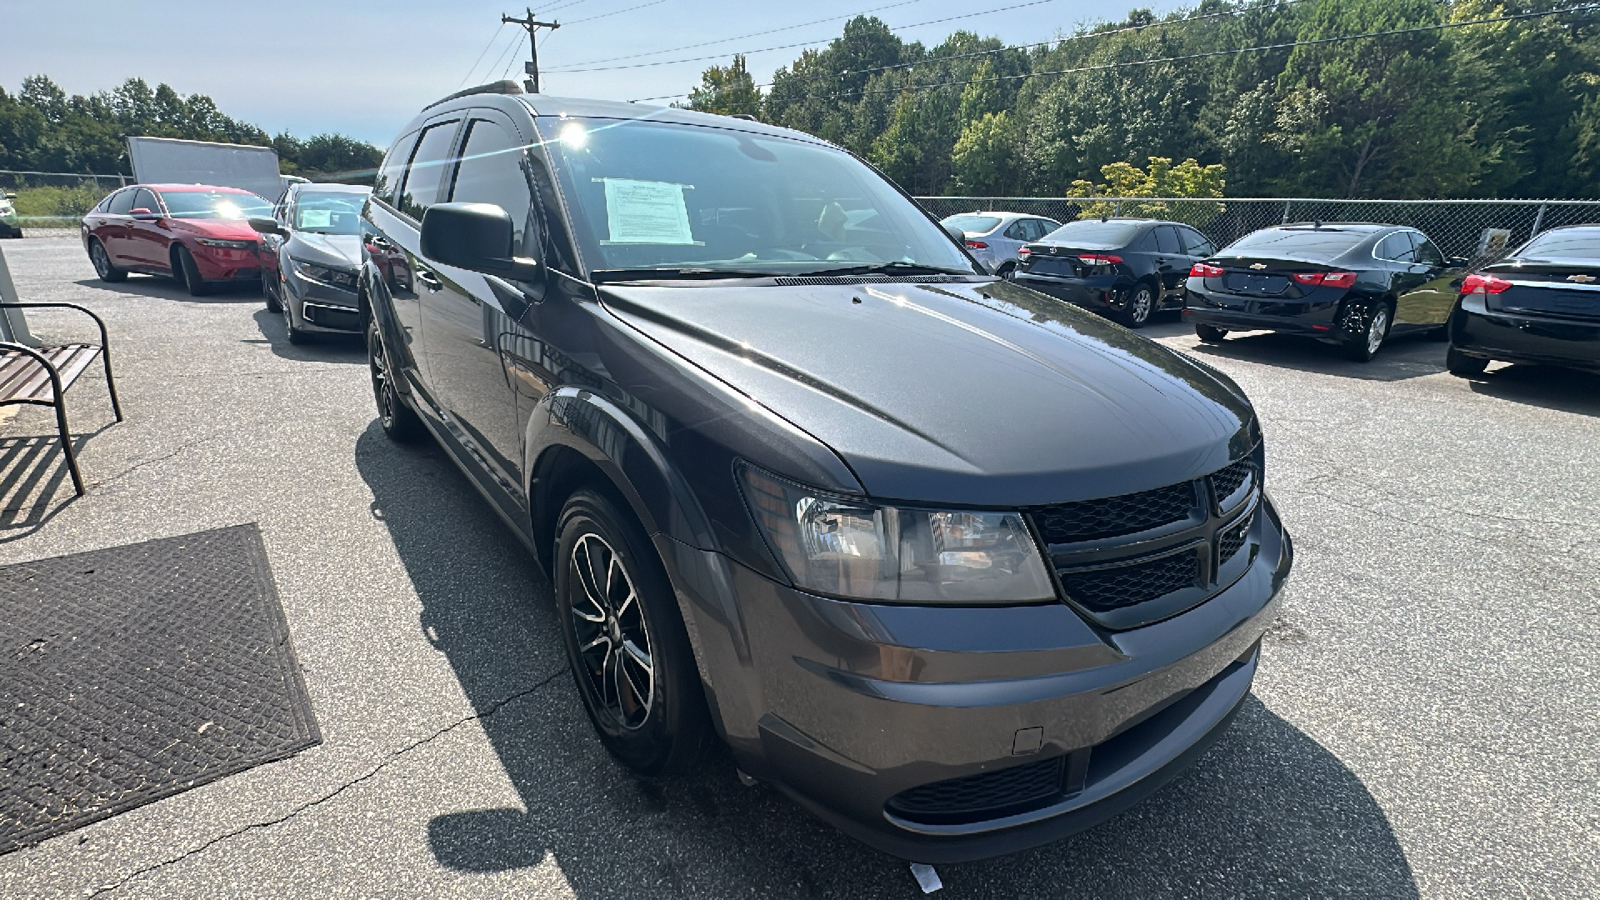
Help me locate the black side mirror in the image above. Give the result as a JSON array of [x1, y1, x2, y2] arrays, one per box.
[[248, 216, 287, 237], [942, 222, 968, 244], [420, 202, 541, 282], [1446, 255, 1469, 268]]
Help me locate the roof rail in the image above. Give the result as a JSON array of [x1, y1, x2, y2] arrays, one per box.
[[421, 79, 525, 112]]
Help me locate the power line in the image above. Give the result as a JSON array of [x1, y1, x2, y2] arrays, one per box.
[[549, 0, 931, 69], [481, 25, 528, 86], [457, 23, 511, 89], [551, 0, 1073, 73], [633, 0, 1307, 100], [563, 0, 668, 27], [638, 2, 1600, 104]]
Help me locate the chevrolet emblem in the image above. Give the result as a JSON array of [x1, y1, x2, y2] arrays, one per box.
[[1249, 263, 1268, 270], [1568, 274, 1596, 284]]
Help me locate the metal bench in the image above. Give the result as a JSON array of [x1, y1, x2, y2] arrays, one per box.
[[0, 303, 123, 496]]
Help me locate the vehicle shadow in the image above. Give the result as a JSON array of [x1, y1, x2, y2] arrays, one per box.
[[72, 276, 265, 304], [1461, 363, 1600, 418], [248, 309, 365, 364], [354, 424, 1418, 899], [1167, 328, 1447, 383]]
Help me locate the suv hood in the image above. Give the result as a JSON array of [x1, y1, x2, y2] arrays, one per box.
[[601, 280, 1256, 508]]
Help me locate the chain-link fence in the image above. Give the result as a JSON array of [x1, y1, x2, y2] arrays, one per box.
[[918, 196, 1600, 266], [0, 171, 130, 235]]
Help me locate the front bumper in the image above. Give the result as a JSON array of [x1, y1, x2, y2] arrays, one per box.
[[283, 267, 362, 333], [1449, 295, 1600, 372], [191, 243, 265, 281], [666, 493, 1292, 862]]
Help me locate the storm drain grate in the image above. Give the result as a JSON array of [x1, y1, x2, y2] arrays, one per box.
[[0, 524, 320, 854]]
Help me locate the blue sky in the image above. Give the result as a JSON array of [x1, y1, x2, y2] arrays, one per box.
[[1, 0, 1180, 147]]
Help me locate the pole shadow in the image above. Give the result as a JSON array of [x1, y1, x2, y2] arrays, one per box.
[[354, 423, 1417, 899]]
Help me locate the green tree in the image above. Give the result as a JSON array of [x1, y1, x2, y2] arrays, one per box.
[[683, 54, 762, 118], [951, 111, 1017, 194]]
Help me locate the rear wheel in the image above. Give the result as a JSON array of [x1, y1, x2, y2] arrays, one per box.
[[1195, 324, 1228, 344], [89, 238, 126, 283], [556, 489, 712, 776], [995, 262, 1016, 281], [366, 310, 424, 443], [1120, 283, 1156, 328], [1446, 345, 1490, 377], [1344, 299, 1391, 362], [176, 246, 212, 296]]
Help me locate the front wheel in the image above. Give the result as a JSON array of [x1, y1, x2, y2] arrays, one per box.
[[1120, 283, 1156, 328], [89, 238, 127, 283], [1446, 344, 1490, 378], [264, 271, 283, 313], [176, 246, 212, 296], [1195, 324, 1228, 344], [556, 489, 712, 776], [366, 311, 424, 443]]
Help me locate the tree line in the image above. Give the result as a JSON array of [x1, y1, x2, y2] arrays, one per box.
[[0, 75, 381, 182], [684, 0, 1600, 199]]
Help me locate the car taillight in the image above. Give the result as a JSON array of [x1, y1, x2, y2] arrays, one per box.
[[1461, 273, 1512, 294], [1189, 262, 1224, 277], [1017, 246, 1033, 258], [1291, 271, 1357, 289], [965, 240, 988, 249], [1079, 254, 1122, 266]]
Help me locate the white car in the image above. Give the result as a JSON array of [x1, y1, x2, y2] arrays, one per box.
[[941, 211, 1061, 277], [0, 191, 21, 239]]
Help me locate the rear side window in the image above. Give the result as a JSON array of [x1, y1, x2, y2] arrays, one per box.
[[1154, 226, 1181, 254], [373, 131, 419, 208], [1003, 219, 1030, 241], [107, 190, 135, 215], [1228, 228, 1368, 258], [448, 118, 533, 249], [1410, 233, 1444, 266], [1178, 226, 1214, 257], [132, 189, 161, 214], [1376, 232, 1414, 261], [399, 120, 460, 220]]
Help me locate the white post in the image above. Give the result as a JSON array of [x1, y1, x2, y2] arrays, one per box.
[[0, 245, 38, 346]]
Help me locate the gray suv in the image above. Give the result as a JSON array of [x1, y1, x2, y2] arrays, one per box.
[[360, 81, 1292, 863]]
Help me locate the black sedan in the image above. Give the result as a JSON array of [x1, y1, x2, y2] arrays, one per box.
[[249, 182, 370, 343], [1446, 225, 1600, 377], [1011, 218, 1216, 327], [1183, 223, 1467, 361]]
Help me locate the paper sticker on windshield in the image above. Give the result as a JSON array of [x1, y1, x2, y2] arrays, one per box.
[[598, 178, 697, 245]]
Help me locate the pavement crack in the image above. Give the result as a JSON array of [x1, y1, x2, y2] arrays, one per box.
[[87, 666, 569, 898]]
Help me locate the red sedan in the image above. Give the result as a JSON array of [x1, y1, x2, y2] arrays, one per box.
[[81, 184, 274, 296]]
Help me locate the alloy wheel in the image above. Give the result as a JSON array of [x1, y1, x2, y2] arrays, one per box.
[[567, 532, 655, 731], [91, 242, 109, 278], [1129, 287, 1153, 324], [1367, 307, 1389, 355], [367, 319, 396, 429]]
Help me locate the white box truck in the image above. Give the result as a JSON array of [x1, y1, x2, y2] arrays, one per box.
[[126, 136, 283, 202]]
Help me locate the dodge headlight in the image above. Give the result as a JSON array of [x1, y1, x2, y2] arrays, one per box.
[[739, 464, 1055, 604]]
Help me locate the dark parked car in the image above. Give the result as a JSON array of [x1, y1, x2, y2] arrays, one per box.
[[361, 83, 1291, 863], [1184, 223, 1467, 361], [249, 183, 371, 343], [80, 184, 272, 295], [1013, 217, 1216, 327], [1446, 225, 1600, 377]]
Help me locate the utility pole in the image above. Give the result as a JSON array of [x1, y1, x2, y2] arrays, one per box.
[[502, 7, 560, 94]]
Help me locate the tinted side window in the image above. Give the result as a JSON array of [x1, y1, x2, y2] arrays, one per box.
[[132, 189, 161, 213], [1003, 219, 1030, 241], [448, 118, 533, 249], [1154, 226, 1181, 254], [1411, 233, 1444, 266], [373, 130, 420, 208], [107, 190, 136, 215], [1377, 232, 1415, 262], [1178, 226, 1214, 256], [399, 120, 460, 220], [1134, 229, 1159, 252]]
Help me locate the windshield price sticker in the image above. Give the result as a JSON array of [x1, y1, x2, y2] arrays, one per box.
[[597, 178, 698, 246]]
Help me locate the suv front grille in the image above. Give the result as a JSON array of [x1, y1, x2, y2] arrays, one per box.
[[1032, 482, 1196, 543], [886, 756, 1065, 824], [1218, 514, 1251, 566], [1209, 459, 1254, 509], [1059, 550, 1201, 612]]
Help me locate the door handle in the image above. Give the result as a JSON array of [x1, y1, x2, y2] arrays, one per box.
[[415, 269, 443, 291]]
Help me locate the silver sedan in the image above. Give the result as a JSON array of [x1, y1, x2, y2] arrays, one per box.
[[941, 211, 1062, 277]]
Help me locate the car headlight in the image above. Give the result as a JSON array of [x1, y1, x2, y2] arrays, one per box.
[[738, 464, 1056, 604], [197, 238, 257, 250], [291, 258, 359, 291]]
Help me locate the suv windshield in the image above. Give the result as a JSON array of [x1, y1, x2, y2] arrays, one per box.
[[294, 191, 366, 234], [537, 117, 975, 279], [162, 190, 273, 220]]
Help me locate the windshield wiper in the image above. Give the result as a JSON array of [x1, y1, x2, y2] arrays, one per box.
[[797, 261, 975, 277], [591, 268, 784, 283]]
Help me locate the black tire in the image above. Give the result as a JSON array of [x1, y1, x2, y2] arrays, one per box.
[[88, 238, 127, 283], [1119, 283, 1156, 328], [366, 310, 425, 443], [555, 489, 712, 777], [995, 262, 1016, 281], [1343, 298, 1392, 362], [1446, 344, 1490, 378], [264, 271, 283, 313], [282, 298, 309, 345], [175, 246, 212, 296], [1195, 324, 1228, 344]]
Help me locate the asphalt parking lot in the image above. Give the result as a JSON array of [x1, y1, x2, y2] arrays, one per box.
[[1, 234, 1596, 899]]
